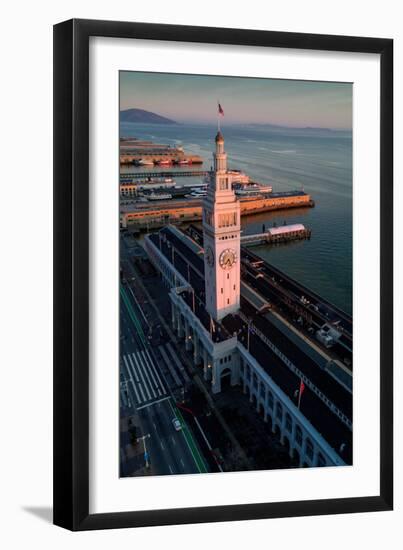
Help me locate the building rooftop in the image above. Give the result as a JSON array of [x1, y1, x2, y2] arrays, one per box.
[[268, 223, 306, 236]]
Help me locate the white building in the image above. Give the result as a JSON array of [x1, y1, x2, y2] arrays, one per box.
[[144, 130, 348, 469], [203, 131, 241, 321]]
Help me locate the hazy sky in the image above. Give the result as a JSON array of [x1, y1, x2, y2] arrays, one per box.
[[120, 71, 352, 130]]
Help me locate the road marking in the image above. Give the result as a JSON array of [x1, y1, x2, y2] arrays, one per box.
[[171, 436, 176, 445], [126, 354, 147, 402], [126, 354, 139, 383], [136, 396, 171, 411], [168, 465, 173, 474], [140, 350, 161, 394], [144, 348, 167, 393], [160, 441, 165, 450], [131, 352, 153, 400], [180, 459, 185, 468], [136, 351, 157, 399], [167, 400, 208, 474], [122, 356, 141, 403]]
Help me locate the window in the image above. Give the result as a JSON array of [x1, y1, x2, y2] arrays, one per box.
[[227, 298, 230, 304], [295, 426, 303, 446], [221, 288, 223, 294], [219, 177, 228, 190], [233, 284, 236, 290], [227, 273, 229, 279], [306, 438, 314, 460], [218, 212, 237, 228], [276, 402, 283, 420], [268, 392, 274, 410], [285, 413, 292, 433]]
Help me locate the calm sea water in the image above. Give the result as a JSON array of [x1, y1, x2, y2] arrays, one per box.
[[121, 122, 352, 315]]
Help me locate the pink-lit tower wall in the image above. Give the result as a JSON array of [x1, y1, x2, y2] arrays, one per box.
[[202, 131, 241, 321]]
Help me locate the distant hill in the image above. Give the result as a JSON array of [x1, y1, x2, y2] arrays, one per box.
[[120, 108, 178, 125], [248, 122, 347, 133]]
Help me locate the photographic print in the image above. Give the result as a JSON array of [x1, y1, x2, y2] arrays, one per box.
[[119, 71, 353, 478]]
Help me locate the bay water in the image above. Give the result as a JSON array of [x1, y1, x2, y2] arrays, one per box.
[[120, 122, 352, 315]]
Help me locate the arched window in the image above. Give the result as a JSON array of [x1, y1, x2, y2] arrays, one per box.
[[276, 402, 283, 420], [268, 392, 274, 410], [285, 413, 292, 433], [295, 426, 303, 446]]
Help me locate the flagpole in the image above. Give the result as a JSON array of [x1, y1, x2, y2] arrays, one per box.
[[217, 100, 220, 132]]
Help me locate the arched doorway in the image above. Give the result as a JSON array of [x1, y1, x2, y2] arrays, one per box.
[[220, 367, 232, 391]]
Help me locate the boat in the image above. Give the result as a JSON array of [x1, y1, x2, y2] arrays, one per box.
[[156, 159, 172, 165], [234, 182, 273, 196], [176, 159, 189, 165]]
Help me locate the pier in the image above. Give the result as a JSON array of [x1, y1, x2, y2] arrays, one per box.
[[241, 224, 311, 246], [120, 170, 209, 180], [120, 192, 314, 230], [120, 137, 203, 166]]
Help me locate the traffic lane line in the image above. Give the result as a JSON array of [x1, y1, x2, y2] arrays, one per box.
[[167, 400, 208, 474]]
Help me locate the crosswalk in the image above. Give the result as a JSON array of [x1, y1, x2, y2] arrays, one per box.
[[122, 348, 167, 407]]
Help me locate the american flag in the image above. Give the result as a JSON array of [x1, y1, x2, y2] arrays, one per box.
[[218, 102, 224, 116]]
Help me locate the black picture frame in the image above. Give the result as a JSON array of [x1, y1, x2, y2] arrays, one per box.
[[53, 18, 393, 531]]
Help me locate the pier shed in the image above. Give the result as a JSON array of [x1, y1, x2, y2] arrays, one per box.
[[241, 223, 311, 246]]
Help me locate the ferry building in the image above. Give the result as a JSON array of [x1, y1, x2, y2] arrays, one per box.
[[145, 130, 352, 469]]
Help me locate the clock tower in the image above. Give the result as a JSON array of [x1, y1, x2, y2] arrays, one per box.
[[203, 131, 241, 321]]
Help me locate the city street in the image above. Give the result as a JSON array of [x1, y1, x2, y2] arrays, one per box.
[[120, 236, 208, 476]]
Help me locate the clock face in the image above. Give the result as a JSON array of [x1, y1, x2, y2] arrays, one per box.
[[219, 248, 237, 270], [205, 246, 215, 267]]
